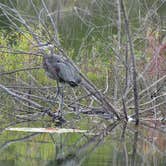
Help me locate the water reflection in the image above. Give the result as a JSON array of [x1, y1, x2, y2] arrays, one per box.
[[0, 120, 165, 166], [131, 130, 138, 166]]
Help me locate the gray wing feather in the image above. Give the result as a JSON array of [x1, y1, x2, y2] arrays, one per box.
[[56, 62, 77, 83]]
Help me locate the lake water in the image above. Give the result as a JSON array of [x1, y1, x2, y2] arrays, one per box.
[[0, 117, 165, 166]]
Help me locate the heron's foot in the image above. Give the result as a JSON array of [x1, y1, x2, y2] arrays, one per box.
[[42, 108, 51, 117], [57, 109, 63, 117], [42, 108, 66, 124], [57, 116, 66, 124], [52, 113, 66, 124], [54, 119, 66, 126], [52, 112, 59, 121]]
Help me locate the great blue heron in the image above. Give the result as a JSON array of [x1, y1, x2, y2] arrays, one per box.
[[43, 54, 81, 119]]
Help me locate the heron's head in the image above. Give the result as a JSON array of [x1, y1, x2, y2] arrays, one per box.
[[44, 54, 64, 64]]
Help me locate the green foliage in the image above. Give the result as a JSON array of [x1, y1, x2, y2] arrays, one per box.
[[0, 31, 27, 70], [0, 30, 50, 85]]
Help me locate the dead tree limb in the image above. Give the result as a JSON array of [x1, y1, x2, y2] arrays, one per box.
[[0, 84, 43, 109], [120, 0, 139, 125]]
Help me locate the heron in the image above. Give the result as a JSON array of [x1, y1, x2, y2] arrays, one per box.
[[43, 54, 81, 119]]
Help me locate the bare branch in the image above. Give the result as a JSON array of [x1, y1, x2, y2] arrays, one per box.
[[120, 0, 139, 124]]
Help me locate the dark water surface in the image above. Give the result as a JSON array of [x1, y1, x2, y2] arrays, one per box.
[[0, 119, 165, 166]]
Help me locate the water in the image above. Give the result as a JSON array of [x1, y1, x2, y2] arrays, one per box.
[[0, 119, 165, 166]]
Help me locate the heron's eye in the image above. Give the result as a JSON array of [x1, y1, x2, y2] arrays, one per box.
[[57, 60, 60, 63]]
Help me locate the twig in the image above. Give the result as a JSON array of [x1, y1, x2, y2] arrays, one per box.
[[0, 66, 42, 76], [0, 50, 42, 56], [125, 75, 166, 107], [130, 100, 166, 118], [139, 93, 166, 108]]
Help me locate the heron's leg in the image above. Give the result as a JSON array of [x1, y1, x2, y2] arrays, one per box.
[[53, 81, 60, 101], [58, 84, 64, 117]]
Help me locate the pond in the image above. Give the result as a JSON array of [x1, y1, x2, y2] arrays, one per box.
[[0, 117, 165, 166]]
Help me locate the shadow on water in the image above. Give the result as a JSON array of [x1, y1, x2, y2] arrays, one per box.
[[0, 119, 165, 166]]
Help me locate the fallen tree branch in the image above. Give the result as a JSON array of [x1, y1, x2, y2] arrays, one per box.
[[0, 84, 43, 109]]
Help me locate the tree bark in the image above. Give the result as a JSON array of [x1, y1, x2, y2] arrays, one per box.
[[120, 0, 139, 124]]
